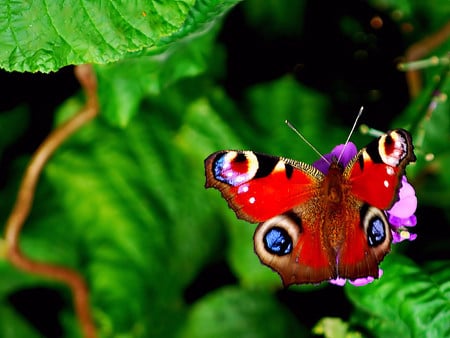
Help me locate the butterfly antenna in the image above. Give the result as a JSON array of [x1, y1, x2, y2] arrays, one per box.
[[285, 120, 331, 165], [337, 106, 364, 163]]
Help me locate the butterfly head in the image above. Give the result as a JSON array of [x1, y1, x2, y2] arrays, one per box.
[[313, 142, 358, 175]]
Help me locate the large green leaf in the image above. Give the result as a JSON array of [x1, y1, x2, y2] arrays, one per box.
[[95, 20, 224, 126], [346, 255, 450, 337], [177, 286, 308, 338], [0, 1, 192, 72], [45, 97, 221, 336], [95, 0, 241, 126], [0, 0, 241, 73], [0, 81, 236, 336]]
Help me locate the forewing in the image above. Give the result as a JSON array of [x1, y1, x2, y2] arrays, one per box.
[[205, 150, 323, 223], [346, 129, 416, 210]]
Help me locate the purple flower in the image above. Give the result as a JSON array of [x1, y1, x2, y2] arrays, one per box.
[[312, 143, 358, 175], [386, 176, 418, 243], [330, 269, 384, 287], [313, 142, 417, 286]]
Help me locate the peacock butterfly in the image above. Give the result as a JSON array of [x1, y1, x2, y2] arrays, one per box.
[[204, 129, 416, 286]]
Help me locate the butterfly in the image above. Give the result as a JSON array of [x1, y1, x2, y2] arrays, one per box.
[[204, 129, 416, 286]]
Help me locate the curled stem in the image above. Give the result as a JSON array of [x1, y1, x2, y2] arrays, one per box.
[[4, 64, 99, 338], [401, 21, 450, 97]]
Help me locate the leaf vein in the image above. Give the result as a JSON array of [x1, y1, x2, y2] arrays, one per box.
[[5, 0, 26, 64], [109, 1, 152, 42], [79, 0, 117, 52], [42, 1, 71, 54]]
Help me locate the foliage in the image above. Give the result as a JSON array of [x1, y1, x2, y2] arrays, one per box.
[[0, 0, 449, 337]]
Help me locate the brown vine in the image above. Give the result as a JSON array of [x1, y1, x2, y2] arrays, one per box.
[[4, 64, 99, 338], [401, 21, 450, 98]]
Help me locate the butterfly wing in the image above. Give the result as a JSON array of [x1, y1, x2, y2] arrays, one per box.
[[205, 150, 323, 223], [205, 150, 335, 284], [253, 210, 338, 285], [345, 129, 416, 209], [337, 129, 416, 279]]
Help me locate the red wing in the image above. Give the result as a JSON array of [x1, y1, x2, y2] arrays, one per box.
[[254, 214, 336, 286], [346, 129, 416, 210], [204, 150, 323, 223], [337, 205, 392, 280], [253, 204, 392, 285]]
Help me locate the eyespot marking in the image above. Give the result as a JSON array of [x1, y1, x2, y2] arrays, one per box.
[[212, 151, 259, 186], [360, 204, 390, 248]]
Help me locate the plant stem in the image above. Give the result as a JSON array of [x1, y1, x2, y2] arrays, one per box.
[[401, 21, 450, 97], [4, 64, 99, 338]]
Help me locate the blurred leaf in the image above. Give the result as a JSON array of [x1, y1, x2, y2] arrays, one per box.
[[2, 80, 238, 336], [408, 1, 450, 30], [95, 0, 240, 126], [393, 60, 450, 209], [242, 0, 306, 36], [0, 262, 47, 338], [41, 97, 217, 337], [0, 304, 42, 338], [0, 107, 29, 157], [96, 20, 224, 127], [178, 286, 308, 338], [313, 317, 363, 338], [346, 254, 450, 338], [368, 0, 414, 18], [244, 76, 339, 158], [369, 0, 450, 30]]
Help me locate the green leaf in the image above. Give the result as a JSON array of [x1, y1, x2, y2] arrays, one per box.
[[0, 106, 29, 157], [346, 255, 450, 338], [95, 21, 224, 126], [94, 0, 241, 126], [24, 82, 234, 336], [0, 0, 243, 73], [392, 56, 450, 209], [369, 0, 450, 30], [242, 0, 306, 36], [178, 286, 308, 338], [0, 303, 42, 338], [313, 317, 363, 338], [243, 76, 338, 158]]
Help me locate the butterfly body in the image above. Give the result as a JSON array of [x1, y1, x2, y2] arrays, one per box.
[[205, 129, 415, 285]]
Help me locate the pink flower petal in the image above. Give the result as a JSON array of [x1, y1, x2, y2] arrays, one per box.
[[388, 214, 417, 227], [329, 269, 383, 286], [329, 277, 347, 286], [349, 276, 375, 286], [392, 228, 418, 243], [388, 177, 417, 218]]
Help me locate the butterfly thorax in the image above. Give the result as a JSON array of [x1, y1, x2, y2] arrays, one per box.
[[319, 162, 354, 251], [322, 162, 348, 205]]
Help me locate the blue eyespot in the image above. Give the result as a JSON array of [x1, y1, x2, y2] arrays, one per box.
[[264, 227, 292, 256], [367, 217, 386, 246], [213, 153, 250, 186], [213, 155, 227, 182]]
